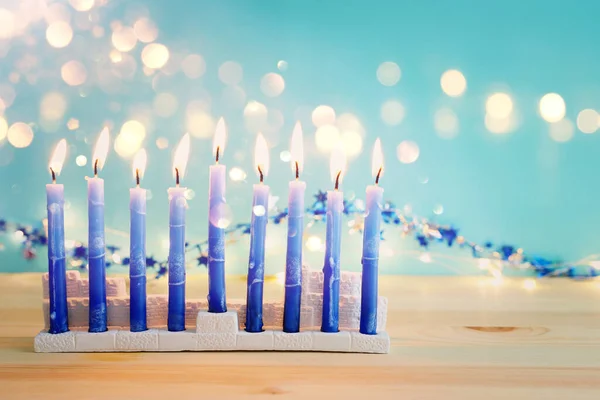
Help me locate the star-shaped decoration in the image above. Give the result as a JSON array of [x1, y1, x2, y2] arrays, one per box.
[[197, 252, 208, 267], [146, 256, 157, 268]]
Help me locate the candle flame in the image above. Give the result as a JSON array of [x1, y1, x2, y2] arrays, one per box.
[[371, 138, 384, 181], [254, 133, 270, 179], [92, 127, 110, 173], [172, 133, 191, 181], [329, 142, 347, 185], [132, 149, 147, 181], [49, 139, 67, 177], [213, 117, 227, 162], [290, 121, 304, 175]]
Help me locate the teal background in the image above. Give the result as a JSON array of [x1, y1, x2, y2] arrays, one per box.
[[0, 0, 599, 276]]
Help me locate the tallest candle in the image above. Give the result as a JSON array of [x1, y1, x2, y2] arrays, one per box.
[[47, 139, 68, 334], [88, 128, 110, 333], [321, 144, 347, 333], [360, 139, 384, 335], [168, 134, 191, 332], [283, 122, 306, 333], [208, 118, 227, 313]]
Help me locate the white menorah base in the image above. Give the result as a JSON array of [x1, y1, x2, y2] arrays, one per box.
[[35, 311, 390, 354]]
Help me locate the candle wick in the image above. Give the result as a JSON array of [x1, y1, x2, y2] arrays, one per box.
[[258, 165, 264, 183], [94, 159, 99, 177], [215, 146, 220, 164], [175, 167, 180, 187], [375, 167, 382, 185], [136, 168, 140, 187], [335, 171, 341, 190], [50, 167, 56, 184], [295, 161, 299, 180]]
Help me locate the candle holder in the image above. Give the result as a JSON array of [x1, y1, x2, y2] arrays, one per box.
[[34, 266, 390, 354]]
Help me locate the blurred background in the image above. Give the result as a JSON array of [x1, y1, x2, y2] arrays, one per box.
[[0, 0, 599, 277]]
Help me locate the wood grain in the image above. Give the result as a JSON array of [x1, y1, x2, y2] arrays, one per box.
[[1, 273, 600, 399]]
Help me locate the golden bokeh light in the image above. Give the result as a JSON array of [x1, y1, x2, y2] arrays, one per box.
[[312, 105, 336, 127], [46, 21, 73, 48], [186, 106, 215, 139], [112, 26, 137, 52], [260, 72, 285, 97], [576, 109, 598, 134], [154, 92, 178, 118], [434, 108, 459, 139], [133, 17, 158, 43], [156, 137, 169, 150], [486, 92, 513, 119], [67, 118, 79, 130], [440, 69, 467, 97], [229, 167, 247, 182], [141, 43, 169, 69], [7, 122, 34, 148], [114, 120, 146, 158], [68, 0, 95, 12], [397, 140, 420, 164], [539, 93, 566, 123], [218, 61, 243, 85], [376, 61, 401, 86], [243, 101, 268, 133], [181, 54, 206, 79], [380, 99, 405, 126], [485, 114, 515, 135], [315, 124, 341, 153], [0, 8, 15, 39], [0, 116, 7, 141], [549, 118, 574, 143], [61, 60, 87, 86], [109, 49, 122, 63], [341, 130, 363, 158], [40, 92, 67, 121]]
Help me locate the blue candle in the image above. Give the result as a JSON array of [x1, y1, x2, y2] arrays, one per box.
[[208, 118, 227, 313], [88, 129, 109, 333], [360, 139, 384, 335], [47, 139, 68, 334], [168, 134, 190, 332], [245, 134, 270, 333], [130, 149, 147, 332], [321, 144, 346, 333], [283, 122, 306, 333]]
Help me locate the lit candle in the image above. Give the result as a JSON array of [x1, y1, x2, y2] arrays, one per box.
[[283, 122, 306, 333], [208, 118, 227, 313], [360, 139, 384, 335], [245, 133, 270, 333], [130, 149, 147, 332], [88, 128, 109, 333], [321, 143, 346, 333], [168, 134, 190, 332], [47, 139, 68, 334]]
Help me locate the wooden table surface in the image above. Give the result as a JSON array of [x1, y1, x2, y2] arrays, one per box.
[[1, 273, 600, 399]]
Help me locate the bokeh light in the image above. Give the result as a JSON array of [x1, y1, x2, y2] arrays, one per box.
[[341, 130, 363, 158], [260, 73, 285, 97], [279, 150, 291, 162], [376, 61, 401, 86], [40, 92, 67, 121], [434, 108, 459, 139], [186, 102, 215, 138], [0, 84, 16, 108], [485, 114, 516, 135], [67, 118, 79, 130], [243, 101, 268, 132], [218, 61, 243, 85], [44, 3, 71, 24], [440, 69, 467, 97], [75, 155, 87, 167], [133, 18, 158, 43], [156, 137, 169, 150], [61, 60, 87, 86], [397, 140, 420, 164], [337, 113, 365, 136], [181, 54, 206, 79], [46, 21, 73, 48], [306, 235, 323, 252], [141, 43, 169, 69], [315, 124, 341, 153], [153, 92, 178, 118], [68, 0, 95, 12], [576, 109, 598, 134], [229, 167, 247, 182], [539, 93, 566, 123], [114, 120, 146, 158], [0, 9, 15, 39], [380, 99, 405, 126], [277, 60, 288, 71], [312, 105, 336, 127], [112, 26, 137, 52], [0, 116, 7, 141], [549, 118, 574, 143], [486, 92, 513, 119], [7, 122, 34, 148], [433, 204, 444, 215]]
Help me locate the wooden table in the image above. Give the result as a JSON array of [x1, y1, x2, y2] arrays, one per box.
[[1, 273, 600, 399]]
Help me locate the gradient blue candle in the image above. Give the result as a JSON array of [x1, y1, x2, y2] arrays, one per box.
[[88, 128, 109, 333], [208, 118, 227, 313], [47, 139, 68, 334], [360, 139, 384, 335], [245, 134, 270, 333], [168, 134, 190, 332], [129, 149, 147, 332], [321, 145, 346, 333], [283, 122, 306, 333]]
